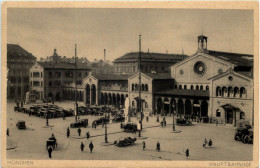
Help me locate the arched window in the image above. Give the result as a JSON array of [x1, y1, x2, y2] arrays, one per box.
[[132, 101, 135, 107], [142, 84, 145, 92], [135, 84, 138, 91], [200, 85, 203, 90], [222, 87, 228, 97], [240, 87, 246, 98], [216, 109, 221, 117], [184, 85, 187, 89], [234, 87, 239, 98], [132, 84, 134, 91], [179, 85, 182, 89], [228, 87, 233, 97], [145, 102, 148, 108], [196, 85, 199, 90], [206, 85, 209, 91], [240, 112, 245, 119], [190, 85, 194, 90], [216, 86, 221, 97], [145, 84, 148, 92]]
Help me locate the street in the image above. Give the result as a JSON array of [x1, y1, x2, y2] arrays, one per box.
[[6, 101, 253, 161]]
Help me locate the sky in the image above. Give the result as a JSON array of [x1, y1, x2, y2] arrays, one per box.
[[7, 8, 254, 62]]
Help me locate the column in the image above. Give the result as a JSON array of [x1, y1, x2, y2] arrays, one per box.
[[96, 89, 98, 105], [154, 97, 158, 115], [191, 99, 194, 121], [233, 109, 236, 126], [169, 98, 172, 116], [198, 100, 202, 122], [175, 98, 179, 117], [161, 97, 165, 116]]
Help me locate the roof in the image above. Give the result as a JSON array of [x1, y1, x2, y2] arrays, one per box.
[[114, 52, 187, 63], [143, 73, 172, 80], [38, 61, 91, 70], [92, 74, 130, 80], [155, 89, 209, 97], [207, 50, 253, 67], [7, 44, 36, 59]]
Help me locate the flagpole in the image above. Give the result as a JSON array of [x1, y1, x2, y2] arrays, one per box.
[[75, 44, 78, 122], [138, 35, 143, 136]]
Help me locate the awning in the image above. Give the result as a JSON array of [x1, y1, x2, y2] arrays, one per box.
[[134, 97, 145, 102], [221, 104, 241, 112]]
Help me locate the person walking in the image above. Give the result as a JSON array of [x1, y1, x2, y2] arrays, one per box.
[[48, 147, 53, 158], [164, 120, 167, 127], [78, 128, 81, 136], [146, 116, 149, 122], [67, 127, 70, 138], [7, 128, 9, 136], [142, 141, 146, 151], [89, 141, 94, 153], [185, 148, 189, 158], [209, 139, 213, 147], [156, 116, 159, 123], [86, 131, 90, 139], [203, 139, 208, 147], [80, 142, 85, 151], [156, 141, 160, 152]]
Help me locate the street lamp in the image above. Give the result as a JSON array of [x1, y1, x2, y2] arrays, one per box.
[[172, 104, 175, 131], [46, 102, 49, 126], [105, 122, 108, 143]]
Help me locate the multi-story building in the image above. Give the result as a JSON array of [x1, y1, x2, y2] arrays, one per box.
[[29, 49, 91, 101], [113, 51, 187, 75], [7, 44, 36, 99]]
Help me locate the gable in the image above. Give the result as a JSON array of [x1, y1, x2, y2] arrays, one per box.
[[82, 75, 98, 87], [128, 73, 153, 84], [30, 62, 44, 71], [171, 53, 234, 84]]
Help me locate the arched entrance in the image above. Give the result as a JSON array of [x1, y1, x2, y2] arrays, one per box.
[[156, 98, 163, 114], [121, 94, 125, 106], [116, 94, 120, 108], [86, 84, 90, 104], [101, 93, 104, 105], [177, 99, 184, 117], [112, 94, 116, 106], [164, 98, 170, 115], [193, 100, 200, 119], [108, 93, 112, 105], [185, 99, 192, 117]]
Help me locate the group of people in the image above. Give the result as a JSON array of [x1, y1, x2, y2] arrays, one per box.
[[80, 141, 94, 153], [66, 127, 90, 139], [203, 139, 213, 148]]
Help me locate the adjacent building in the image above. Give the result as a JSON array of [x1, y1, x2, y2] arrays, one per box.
[[7, 44, 36, 99]]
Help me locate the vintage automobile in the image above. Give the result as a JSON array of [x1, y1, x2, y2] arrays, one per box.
[[234, 125, 252, 141], [122, 122, 138, 132], [46, 136, 58, 149], [242, 128, 253, 144], [92, 117, 110, 125], [16, 120, 26, 129], [70, 119, 89, 128], [112, 115, 125, 123], [114, 137, 137, 147], [176, 118, 192, 126]]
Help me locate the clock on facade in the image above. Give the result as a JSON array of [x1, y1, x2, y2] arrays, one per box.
[[194, 61, 206, 76], [180, 69, 184, 75]]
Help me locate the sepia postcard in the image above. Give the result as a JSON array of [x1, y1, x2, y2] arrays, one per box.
[[1, 1, 259, 168]]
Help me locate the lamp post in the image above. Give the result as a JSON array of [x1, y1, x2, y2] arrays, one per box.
[[75, 44, 78, 122], [46, 102, 49, 126], [105, 122, 108, 143]]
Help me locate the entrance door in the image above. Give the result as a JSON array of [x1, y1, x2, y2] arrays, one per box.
[[226, 109, 233, 124]]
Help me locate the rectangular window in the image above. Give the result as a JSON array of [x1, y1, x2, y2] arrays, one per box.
[[33, 81, 40, 86], [49, 72, 52, 78], [216, 110, 221, 117], [41, 72, 42, 78], [33, 72, 40, 78], [41, 81, 43, 87], [49, 81, 52, 87]]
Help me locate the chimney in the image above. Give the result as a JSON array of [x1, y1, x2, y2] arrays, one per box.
[[104, 49, 106, 63]]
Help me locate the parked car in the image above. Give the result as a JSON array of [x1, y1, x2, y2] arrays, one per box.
[[112, 115, 125, 123], [70, 119, 89, 128], [114, 137, 137, 147], [92, 117, 109, 125], [242, 128, 253, 144], [16, 120, 26, 129], [176, 118, 192, 126], [234, 125, 252, 141], [122, 122, 138, 132]]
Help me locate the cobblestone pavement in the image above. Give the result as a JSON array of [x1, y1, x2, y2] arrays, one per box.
[[6, 101, 253, 160]]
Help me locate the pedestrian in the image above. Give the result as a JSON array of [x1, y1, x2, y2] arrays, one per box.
[[161, 121, 163, 127], [156, 141, 160, 152], [89, 141, 94, 153], [67, 127, 70, 138], [185, 148, 189, 158], [48, 147, 53, 158], [86, 131, 90, 139], [102, 121, 104, 128], [78, 128, 81, 136], [146, 116, 149, 122], [203, 139, 208, 147], [156, 116, 159, 122], [209, 139, 213, 147], [164, 120, 167, 127], [163, 117, 166, 121], [142, 141, 146, 151], [80, 142, 85, 151], [7, 128, 9, 136], [63, 113, 66, 120], [216, 120, 218, 126]]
